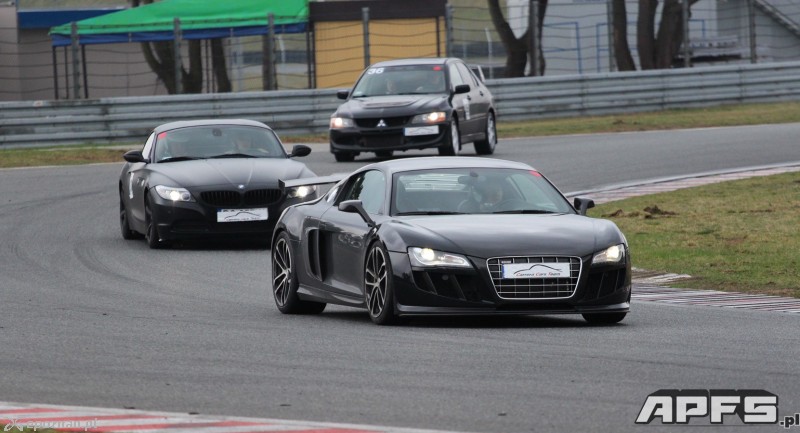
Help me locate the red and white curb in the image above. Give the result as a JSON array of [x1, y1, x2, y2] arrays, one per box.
[[633, 285, 800, 314], [0, 402, 465, 433]]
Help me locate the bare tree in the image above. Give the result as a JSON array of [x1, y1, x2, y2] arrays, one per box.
[[618, 0, 700, 71], [487, 0, 548, 77], [132, 0, 231, 94], [612, 0, 636, 71]]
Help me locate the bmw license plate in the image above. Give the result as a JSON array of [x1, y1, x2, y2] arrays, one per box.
[[217, 208, 268, 223], [404, 126, 438, 136], [502, 262, 571, 279]]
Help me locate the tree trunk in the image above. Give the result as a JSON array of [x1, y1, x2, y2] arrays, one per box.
[[211, 39, 232, 93], [487, 0, 529, 77], [141, 41, 176, 93], [488, 0, 548, 77], [531, 0, 548, 76], [182, 40, 203, 93], [637, 0, 658, 70], [654, 0, 684, 68], [611, 0, 636, 71]]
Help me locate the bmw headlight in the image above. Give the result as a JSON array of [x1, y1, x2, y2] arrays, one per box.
[[330, 117, 354, 129], [154, 185, 194, 202], [592, 244, 626, 265], [411, 112, 447, 124], [408, 247, 471, 268], [287, 185, 316, 199]]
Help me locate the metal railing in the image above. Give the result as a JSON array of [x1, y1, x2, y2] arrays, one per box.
[[2, 61, 800, 148]]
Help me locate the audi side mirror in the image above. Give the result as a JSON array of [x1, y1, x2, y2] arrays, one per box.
[[338, 199, 376, 228], [573, 197, 596, 216]]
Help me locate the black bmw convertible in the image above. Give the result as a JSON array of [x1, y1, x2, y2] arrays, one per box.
[[119, 119, 315, 249], [272, 157, 631, 325]]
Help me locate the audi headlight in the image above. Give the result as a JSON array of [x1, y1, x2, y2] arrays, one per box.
[[287, 185, 316, 199], [408, 247, 471, 268], [330, 117, 354, 129], [592, 244, 626, 265], [154, 185, 194, 202], [411, 112, 447, 124]]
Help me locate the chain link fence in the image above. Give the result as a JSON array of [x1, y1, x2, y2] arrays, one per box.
[[2, 0, 800, 102]]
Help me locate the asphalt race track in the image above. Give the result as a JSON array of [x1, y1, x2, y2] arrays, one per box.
[[1, 124, 800, 432]]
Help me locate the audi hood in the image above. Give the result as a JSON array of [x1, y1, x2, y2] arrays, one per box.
[[384, 214, 625, 259]]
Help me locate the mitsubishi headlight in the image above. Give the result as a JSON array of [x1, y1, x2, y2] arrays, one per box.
[[592, 244, 626, 265], [408, 247, 471, 268], [330, 117, 354, 129], [287, 185, 316, 199], [411, 112, 447, 124], [154, 185, 194, 202]]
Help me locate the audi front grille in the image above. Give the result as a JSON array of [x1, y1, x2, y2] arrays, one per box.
[[487, 256, 582, 300]]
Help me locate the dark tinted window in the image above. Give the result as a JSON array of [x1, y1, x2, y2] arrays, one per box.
[[342, 170, 386, 214], [351, 65, 447, 96], [392, 168, 573, 215]]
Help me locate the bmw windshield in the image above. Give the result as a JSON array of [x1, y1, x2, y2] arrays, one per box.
[[154, 126, 287, 163]]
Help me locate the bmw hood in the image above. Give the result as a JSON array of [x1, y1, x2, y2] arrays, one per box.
[[389, 214, 624, 259], [337, 95, 447, 118], [149, 158, 314, 189]]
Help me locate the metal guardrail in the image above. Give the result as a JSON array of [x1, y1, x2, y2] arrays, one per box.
[[2, 61, 800, 148]]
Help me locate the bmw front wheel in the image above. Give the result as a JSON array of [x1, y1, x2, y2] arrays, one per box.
[[144, 198, 168, 249], [119, 189, 141, 240]]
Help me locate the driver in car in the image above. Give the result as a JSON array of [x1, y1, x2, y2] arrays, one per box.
[[231, 131, 271, 156]]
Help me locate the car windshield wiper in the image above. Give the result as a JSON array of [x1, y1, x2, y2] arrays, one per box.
[[489, 209, 561, 214], [207, 153, 258, 159], [158, 156, 200, 163], [395, 211, 466, 216]]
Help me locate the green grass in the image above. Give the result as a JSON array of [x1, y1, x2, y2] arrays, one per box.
[[4, 101, 800, 168], [590, 172, 800, 297], [0, 146, 132, 169], [497, 101, 800, 137]]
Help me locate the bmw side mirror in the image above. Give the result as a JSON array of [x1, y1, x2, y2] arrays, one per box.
[[454, 84, 471, 95], [289, 144, 311, 158], [337, 89, 350, 100], [123, 150, 149, 163], [574, 197, 595, 216], [338, 199, 376, 228]]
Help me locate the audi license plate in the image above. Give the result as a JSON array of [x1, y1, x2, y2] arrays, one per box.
[[502, 262, 571, 279]]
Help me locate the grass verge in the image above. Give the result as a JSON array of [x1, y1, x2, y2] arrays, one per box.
[[3, 101, 800, 168], [0, 146, 130, 169], [589, 171, 800, 297]]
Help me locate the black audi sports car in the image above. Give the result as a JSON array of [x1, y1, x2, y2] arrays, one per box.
[[272, 157, 630, 325], [329, 57, 497, 162], [119, 119, 315, 249]]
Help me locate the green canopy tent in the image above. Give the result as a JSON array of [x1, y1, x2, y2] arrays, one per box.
[[49, 0, 310, 98]]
